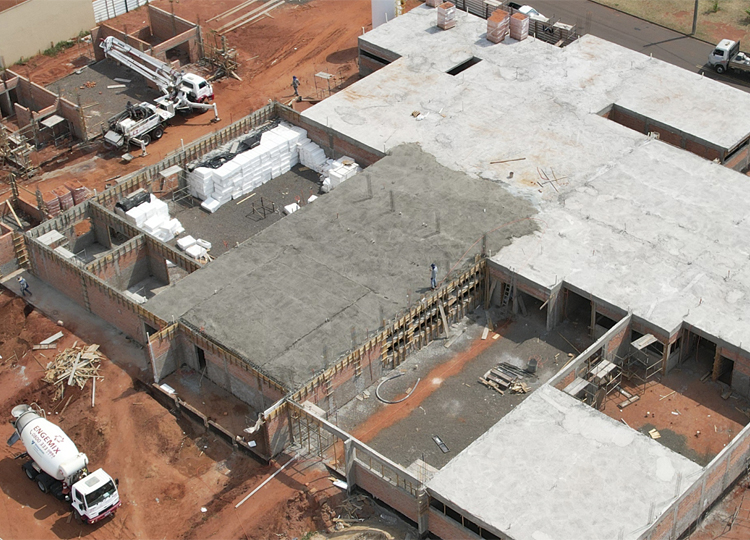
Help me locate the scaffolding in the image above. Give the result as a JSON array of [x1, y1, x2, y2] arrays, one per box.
[[563, 352, 622, 410], [621, 333, 663, 395]]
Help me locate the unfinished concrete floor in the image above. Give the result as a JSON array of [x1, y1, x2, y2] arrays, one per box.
[[49, 59, 162, 138], [166, 163, 321, 258], [336, 306, 593, 470]]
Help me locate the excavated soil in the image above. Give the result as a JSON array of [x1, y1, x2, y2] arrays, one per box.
[[0, 289, 335, 539]]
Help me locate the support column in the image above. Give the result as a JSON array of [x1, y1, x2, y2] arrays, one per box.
[[589, 300, 597, 338], [344, 439, 356, 495], [661, 341, 672, 375], [416, 487, 430, 538], [546, 288, 562, 331], [712, 345, 722, 381]]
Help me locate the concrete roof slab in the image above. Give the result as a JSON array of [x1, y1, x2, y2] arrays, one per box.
[[427, 384, 703, 540]]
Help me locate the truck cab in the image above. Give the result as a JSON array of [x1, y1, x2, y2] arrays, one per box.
[[180, 73, 214, 103], [708, 39, 737, 73], [70, 469, 120, 524]]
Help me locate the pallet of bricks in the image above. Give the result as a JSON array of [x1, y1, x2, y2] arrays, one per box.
[[487, 9, 510, 43], [425, 0, 441, 6], [437, 2, 456, 30], [43, 181, 91, 217], [509, 12, 529, 41]]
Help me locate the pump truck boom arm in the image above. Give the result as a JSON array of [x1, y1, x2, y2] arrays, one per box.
[[100, 36, 179, 95]]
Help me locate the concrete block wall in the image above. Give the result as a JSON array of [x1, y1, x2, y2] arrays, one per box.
[[91, 25, 151, 62]]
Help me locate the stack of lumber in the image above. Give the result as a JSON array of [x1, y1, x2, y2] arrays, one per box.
[[43, 344, 103, 400], [437, 2, 456, 30], [487, 10, 510, 43], [480, 362, 530, 394], [510, 12, 529, 41]]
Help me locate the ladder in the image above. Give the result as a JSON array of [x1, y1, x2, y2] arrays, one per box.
[[501, 281, 513, 307], [12, 233, 29, 269]]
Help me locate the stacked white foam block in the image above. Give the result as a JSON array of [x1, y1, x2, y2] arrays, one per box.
[[187, 122, 313, 213], [120, 195, 184, 242], [321, 157, 361, 193], [176, 235, 212, 260]]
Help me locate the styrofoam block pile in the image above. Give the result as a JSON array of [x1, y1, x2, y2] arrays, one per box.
[[185, 244, 207, 260], [125, 195, 183, 242], [177, 235, 196, 250], [187, 167, 214, 200], [299, 140, 327, 172], [321, 157, 361, 193]]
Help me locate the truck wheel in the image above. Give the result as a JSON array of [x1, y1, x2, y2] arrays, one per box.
[[36, 473, 52, 493], [141, 134, 151, 146], [152, 127, 164, 140], [22, 461, 38, 480], [715, 64, 726, 74]]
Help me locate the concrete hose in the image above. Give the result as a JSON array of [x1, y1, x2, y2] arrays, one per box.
[[375, 372, 421, 404]]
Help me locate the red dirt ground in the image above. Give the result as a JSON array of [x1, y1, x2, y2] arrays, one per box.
[[689, 477, 750, 539], [2, 0, 375, 211], [0, 289, 337, 539]]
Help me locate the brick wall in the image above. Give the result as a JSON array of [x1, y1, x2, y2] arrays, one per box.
[[685, 138, 722, 162], [675, 482, 702, 533], [147, 250, 169, 284], [648, 511, 674, 540], [88, 241, 149, 290], [28, 242, 87, 306], [265, 407, 289, 458], [0, 228, 13, 268], [149, 5, 195, 40], [353, 462, 418, 521], [148, 325, 182, 381], [609, 106, 646, 133], [86, 280, 146, 344], [604, 321, 630, 360], [427, 508, 482, 540]]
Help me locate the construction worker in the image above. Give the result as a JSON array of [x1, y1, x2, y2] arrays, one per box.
[[292, 76, 300, 97], [17, 276, 31, 297], [430, 263, 438, 290]]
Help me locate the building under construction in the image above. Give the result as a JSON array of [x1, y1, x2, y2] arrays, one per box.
[[7, 4, 750, 540]]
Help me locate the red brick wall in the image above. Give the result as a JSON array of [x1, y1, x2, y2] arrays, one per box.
[[724, 145, 750, 171], [609, 107, 646, 133], [648, 512, 674, 540], [28, 243, 86, 306], [149, 5, 195, 40], [604, 322, 629, 359], [88, 243, 149, 290], [675, 483, 701, 532], [0, 229, 14, 267], [265, 408, 288, 458], [427, 508, 482, 540], [685, 138, 721, 162], [86, 281, 146, 344], [353, 462, 418, 521]]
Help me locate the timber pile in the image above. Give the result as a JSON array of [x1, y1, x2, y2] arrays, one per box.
[[479, 362, 530, 394], [43, 344, 103, 400]]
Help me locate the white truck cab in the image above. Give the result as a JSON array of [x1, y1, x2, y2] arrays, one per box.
[[180, 73, 214, 103], [70, 469, 120, 524], [708, 39, 750, 74]]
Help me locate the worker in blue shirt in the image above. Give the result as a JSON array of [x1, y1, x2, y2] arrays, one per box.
[[17, 276, 31, 297], [430, 263, 438, 290]]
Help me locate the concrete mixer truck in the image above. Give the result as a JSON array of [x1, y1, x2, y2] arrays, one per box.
[[6, 404, 120, 524]]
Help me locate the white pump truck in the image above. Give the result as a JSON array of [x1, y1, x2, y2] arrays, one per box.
[[7, 404, 121, 524], [100, 36, 220, 150]]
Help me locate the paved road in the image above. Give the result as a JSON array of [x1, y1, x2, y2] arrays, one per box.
[[525, 0, 750, 92]]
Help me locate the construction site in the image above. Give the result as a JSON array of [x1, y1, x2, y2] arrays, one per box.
[[2, 0, 750, 539]]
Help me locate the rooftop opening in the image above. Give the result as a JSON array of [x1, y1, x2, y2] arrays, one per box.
[[447, 56, 482, 76]]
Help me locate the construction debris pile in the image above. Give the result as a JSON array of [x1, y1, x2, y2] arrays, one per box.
[[43, 344, 103, 400], [479, 362, 530, 394], [487, 10, 510, 43], [437, 2, 457, 30]]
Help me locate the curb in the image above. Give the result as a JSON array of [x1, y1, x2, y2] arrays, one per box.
[[585, 0, 716, 47]]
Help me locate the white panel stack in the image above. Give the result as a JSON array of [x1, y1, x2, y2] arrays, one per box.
[[321, 157, 362, 193], [187, 122, 313, 212], [299, 139, 328, 172], [122, 195, 183, 242]]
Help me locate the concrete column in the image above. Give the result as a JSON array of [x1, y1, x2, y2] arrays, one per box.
[[416, 487, 430, 538], [344, 439, 356, 495], [589, 300, 596, 338], [546, 289, 562, 331], [661, 341, 672, 375]]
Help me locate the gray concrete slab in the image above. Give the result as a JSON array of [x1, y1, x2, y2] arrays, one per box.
[[307, 6, 750, 351], [427, 384, 703, 540], [146, 144, 538, 388]]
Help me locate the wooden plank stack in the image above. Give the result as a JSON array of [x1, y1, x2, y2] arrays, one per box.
[[487, 9, 510, 43], [43, 344, 103, 401], [437, 2, 457, 30], [510, 12, 530, 41], [479, 362, 529, 394]]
